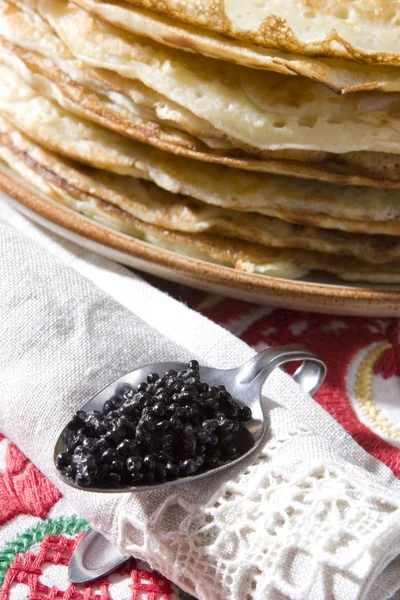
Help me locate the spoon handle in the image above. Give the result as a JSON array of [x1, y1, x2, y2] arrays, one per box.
[[235, 344, 326, 395], [68, 528, 129, 584], [68, 345, 326, 585]]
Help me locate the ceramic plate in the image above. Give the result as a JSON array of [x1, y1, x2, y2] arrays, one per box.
[[1, 169, 400, 317]]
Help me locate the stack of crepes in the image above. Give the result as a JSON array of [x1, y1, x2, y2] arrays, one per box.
[[4, 0, 400, 283]]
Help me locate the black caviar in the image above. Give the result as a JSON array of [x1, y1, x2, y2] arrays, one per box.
[[56, 360, 252, 488]]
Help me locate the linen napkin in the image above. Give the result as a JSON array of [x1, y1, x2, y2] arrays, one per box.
[[1, 201, 400, 600]]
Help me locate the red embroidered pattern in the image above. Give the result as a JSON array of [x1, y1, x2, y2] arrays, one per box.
[[130, 569, 173, 600], [0, 443, 60, 525], [199, 300, 400, 475], [374, 321, 400, 378], [0, 534, 173, 600]]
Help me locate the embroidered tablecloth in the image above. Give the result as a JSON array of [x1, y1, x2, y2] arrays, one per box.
[[1, 275, 399, 600]]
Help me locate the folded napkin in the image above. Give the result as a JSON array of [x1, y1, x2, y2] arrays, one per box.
[[1, 200, 400, 600]]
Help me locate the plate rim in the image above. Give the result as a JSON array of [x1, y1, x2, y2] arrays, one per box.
[[1, 168, 400, 313]]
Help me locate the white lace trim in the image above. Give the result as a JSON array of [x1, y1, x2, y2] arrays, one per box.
[[116, 427, 400, 600]]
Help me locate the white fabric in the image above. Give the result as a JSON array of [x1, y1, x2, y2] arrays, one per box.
[[1, 196, 400, 600]]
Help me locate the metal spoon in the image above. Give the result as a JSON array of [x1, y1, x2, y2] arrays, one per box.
[[55, 345, 325, 493], [63, 345, 326, 583]]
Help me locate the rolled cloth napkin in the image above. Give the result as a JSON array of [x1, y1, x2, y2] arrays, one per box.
[[1, 205, 400, 600]]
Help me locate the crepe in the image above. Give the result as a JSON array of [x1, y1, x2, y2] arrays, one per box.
[[73, 0, 400, 94], [2, 132, 400, 284], [3, 64, 400, 237], [109, 0, 400, 67], [5, 34, 400, 191], [4, 0, 400, 191], [36, 0, 400, 155], [0, 0, 224, 144], [5, 115, 400, 268], [0, 36, 218, 153], [0, 62, 400, 234]]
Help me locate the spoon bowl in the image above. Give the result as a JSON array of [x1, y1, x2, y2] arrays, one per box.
[[54, 344, 326, 493]]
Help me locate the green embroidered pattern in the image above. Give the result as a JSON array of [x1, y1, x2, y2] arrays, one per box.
[[0, 515, 88, 585]]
